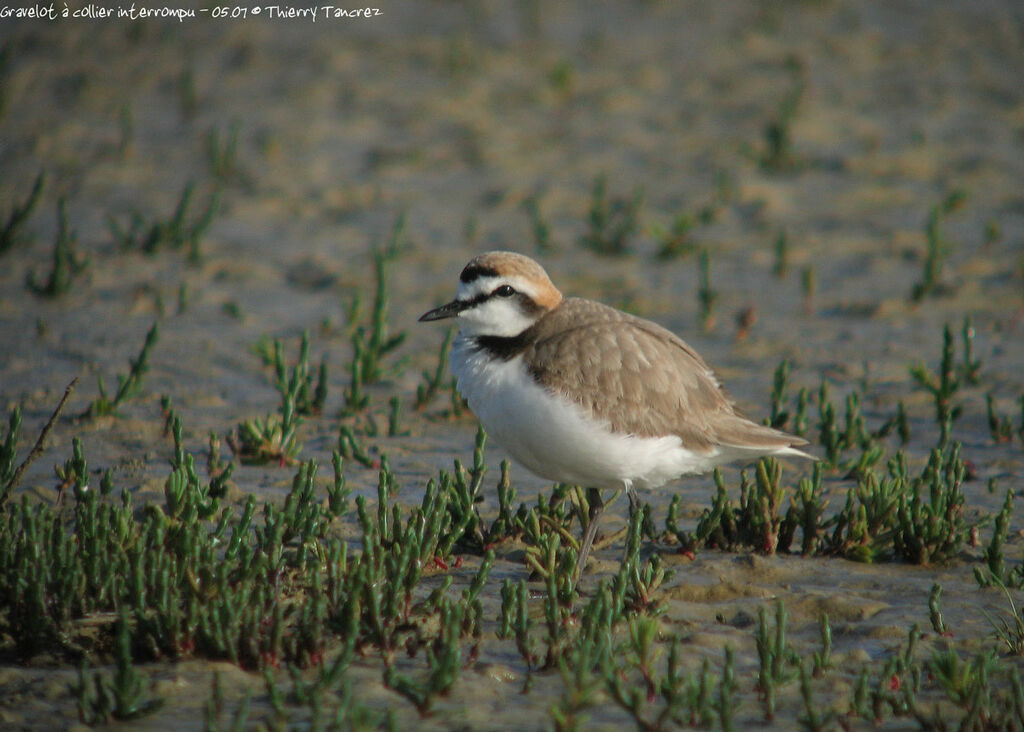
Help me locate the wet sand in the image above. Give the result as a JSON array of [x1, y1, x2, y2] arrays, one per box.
[[1, 1, 1023, 728]]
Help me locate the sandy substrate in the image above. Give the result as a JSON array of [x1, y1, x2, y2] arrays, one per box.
[[1, 1, 1023, 728]]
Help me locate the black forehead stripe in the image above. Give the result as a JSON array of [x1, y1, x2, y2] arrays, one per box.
[[459, 264, 499, 283]]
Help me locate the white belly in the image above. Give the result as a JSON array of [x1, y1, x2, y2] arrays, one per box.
[[451, 338, 721, 490]]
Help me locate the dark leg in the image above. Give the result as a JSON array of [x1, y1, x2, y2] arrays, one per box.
[[575, 487, 605, 581], [627, 485, 641, 519], [627, 484, 654, 539]]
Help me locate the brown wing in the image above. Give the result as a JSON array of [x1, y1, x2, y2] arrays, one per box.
[[525, 298, 806, 452]]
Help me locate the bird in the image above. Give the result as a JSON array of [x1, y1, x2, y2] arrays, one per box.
[[419, 251, 813, 578]]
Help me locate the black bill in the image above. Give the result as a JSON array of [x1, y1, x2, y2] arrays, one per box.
[[418, 299, 465, 322]]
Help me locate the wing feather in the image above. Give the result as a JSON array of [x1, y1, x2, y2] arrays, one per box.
[[524, 299, 807, 453]]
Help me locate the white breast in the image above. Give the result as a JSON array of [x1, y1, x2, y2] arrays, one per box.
[[451, 336, 724, 490]]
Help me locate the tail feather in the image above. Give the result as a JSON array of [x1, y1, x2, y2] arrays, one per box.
[[714, 416, 816, 462]]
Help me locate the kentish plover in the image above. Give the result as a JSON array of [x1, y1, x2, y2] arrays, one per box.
[[420, 251, 812, 576]]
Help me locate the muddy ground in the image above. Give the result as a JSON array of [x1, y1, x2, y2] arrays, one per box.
[[1, 1, 1023, 729]]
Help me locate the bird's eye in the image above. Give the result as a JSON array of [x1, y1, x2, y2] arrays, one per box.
[[494, 285, 516, 297]]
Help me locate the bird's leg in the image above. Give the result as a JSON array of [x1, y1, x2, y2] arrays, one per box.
[[626, 484, 656, 540], [627, 485, 641, 519], [575, 487, 605, 581]]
